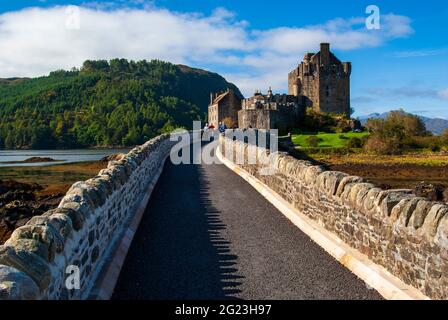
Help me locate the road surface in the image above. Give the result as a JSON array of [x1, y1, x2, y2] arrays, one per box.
[[113, 147, 382, 300]]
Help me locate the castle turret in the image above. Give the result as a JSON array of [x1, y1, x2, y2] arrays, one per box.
[[320, 43, 330, 66], [342, 62, 352, 76]]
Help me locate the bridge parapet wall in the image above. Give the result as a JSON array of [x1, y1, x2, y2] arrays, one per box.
[[0, 134, 178, 300], [219, 134, 448, 300]]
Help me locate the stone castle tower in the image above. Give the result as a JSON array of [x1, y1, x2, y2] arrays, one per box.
[[288, 43, 351, 116]]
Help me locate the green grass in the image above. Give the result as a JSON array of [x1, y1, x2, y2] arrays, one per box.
[[292, 132, 370, 148]]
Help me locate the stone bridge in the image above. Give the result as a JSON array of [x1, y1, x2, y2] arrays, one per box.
[[1, 132, 447, 300]]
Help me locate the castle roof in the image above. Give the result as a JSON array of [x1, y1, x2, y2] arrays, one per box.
[[310, 51, 342, 65], [211, 90, 231, 105]]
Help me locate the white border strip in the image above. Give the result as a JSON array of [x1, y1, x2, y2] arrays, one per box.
[[216, 146, 429, 300]]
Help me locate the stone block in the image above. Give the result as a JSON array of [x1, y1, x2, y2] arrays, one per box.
[[362, 188, 382, 214], [59, 201, 93, 221], [346, 183, 375, 207], [315, 171, 348, 197], [66, 182, 96, 208], [49, 207, 85, 231], [27, 212, 73, 243], [420, 204, 448, 240], [335, 176, 364, 198], [408, 200, 434, 230], [379, 191, 413, 218], [303, 166, 325, 185], [3, 239, 49, 262], [5, 224, 64, 262], [435, 215, 448, 249], [396, 198, 427, 228], [0, 245, 51, 291], [85, 178, 112, 206], [0, 265, 39, 300], [96, 172, 121, 191]]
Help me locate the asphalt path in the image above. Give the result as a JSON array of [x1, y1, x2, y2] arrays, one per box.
[[113, 147, 382, 300]]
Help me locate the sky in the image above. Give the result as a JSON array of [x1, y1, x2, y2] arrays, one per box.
[[0, 0, 447, 118]]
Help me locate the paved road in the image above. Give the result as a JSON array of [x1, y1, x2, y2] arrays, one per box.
[[112, 147, 382, 300]]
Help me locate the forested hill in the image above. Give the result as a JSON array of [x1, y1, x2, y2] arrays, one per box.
[[0, 59, 242, 149]]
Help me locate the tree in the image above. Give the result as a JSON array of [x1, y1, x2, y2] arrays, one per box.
[[31, 125, 56, 149], [363, 110, 428, 155], [4, 133, 13, 150], [388, 110, 427, 137]]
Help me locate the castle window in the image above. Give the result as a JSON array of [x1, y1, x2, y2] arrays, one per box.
[[326, 86, 330, 97]]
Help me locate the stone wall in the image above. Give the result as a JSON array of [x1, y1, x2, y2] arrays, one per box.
[[219, 135, 448, 300], [238, 105, 302, 133], [0, 134, 177, 300]]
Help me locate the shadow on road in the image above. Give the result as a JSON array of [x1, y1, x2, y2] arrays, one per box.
[[112, 157, 243, 300]]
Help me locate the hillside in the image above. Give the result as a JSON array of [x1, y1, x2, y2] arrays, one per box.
[[0, 59, 242, 149], [359, 111, 448, 135]]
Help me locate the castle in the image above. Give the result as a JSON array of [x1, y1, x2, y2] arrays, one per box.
[[238, 88, 303, 132], [288, 43, 351, 116], [208, 43, 351, 131]]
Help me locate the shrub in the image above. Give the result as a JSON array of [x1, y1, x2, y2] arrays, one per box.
[[442, 129, 448, 146], [430, 144, 441, 152], [363, 135, 402, 155], [404, 136, 442, 151], [222, 117, 235, 128], [306, 135, 321, 147], [335, 120, 351, 133], [347, 137, 363, 148]]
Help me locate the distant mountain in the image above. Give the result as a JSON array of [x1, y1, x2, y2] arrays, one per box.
[[358, 111, 448, 135]]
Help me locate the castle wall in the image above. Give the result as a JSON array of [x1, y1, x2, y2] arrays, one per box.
[[288, 69, 299, 96], [219, 134, 448, 300], [318, 66, 350, 115], [239, 105, 302, 133], [238, 109, 272, 130], [299, 67, 318, 109], [0, 134, 184, 300]]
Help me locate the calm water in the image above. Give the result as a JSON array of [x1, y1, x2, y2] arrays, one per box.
[[0, 149, 130, 167]]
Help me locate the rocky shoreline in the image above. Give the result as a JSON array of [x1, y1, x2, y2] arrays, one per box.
[[0, 179, 65, 244], [0, 155, 125, 244]]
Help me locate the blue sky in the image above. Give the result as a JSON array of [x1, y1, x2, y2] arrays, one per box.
[[0, 0, 447, 118]]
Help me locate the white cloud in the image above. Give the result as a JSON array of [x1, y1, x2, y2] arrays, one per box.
[[0, 5, 414, 96]]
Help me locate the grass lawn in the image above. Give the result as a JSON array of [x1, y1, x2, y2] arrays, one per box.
[[292, 132, 370, 148]]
